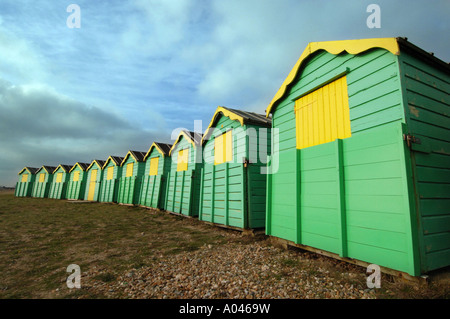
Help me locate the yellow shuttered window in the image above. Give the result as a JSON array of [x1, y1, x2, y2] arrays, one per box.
[[90, 169, 97, 181], [73, 171, 80, 182], [214, 130, 233, 165], [21, 174, 28, 182], [39, 173, 45, 183], [177, 149, 188, 172], [126, 163, 134, 177], [295, 76, 351, 149], [149, 157, 159, 176], [56, 173, 63, 183], [106, 166, 114, 180]]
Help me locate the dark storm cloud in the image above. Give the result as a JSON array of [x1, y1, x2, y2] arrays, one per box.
[[0, 79, 168, 186]]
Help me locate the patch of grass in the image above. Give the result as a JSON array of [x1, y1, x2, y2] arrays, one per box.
[[0, 193, 235, 298], [94, 273, 116, 283]]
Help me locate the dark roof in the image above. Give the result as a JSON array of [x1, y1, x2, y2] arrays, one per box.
[[27, 167, 39, 174], [220, 106, 272, 127], [19, 167, 39, 175], [55, 165, 73, 173], [95, 160, 106, 168], [129, 151, 146, 162], [111, 156, 124, 165], [397, 37, 450, 74], [154, 142, 173, 156], [61, 165, 73, 172], [37, 166, 57, 174], [185, 131, 203, 144], [77, 163, 90, 171]]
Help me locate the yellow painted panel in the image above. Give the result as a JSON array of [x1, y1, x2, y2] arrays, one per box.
[[295, 76, 351, 149], [21, 174, 28, 182], [73, 171, 80, 182], [177, 149, 188, 172], [214, 130, 233, 165], [87, 181, 96, 201], [149, 157, 159, 176], [90, 169, 98, 182], [56, 173, 63, 183], [39, 173, 45, 183], [214, 133, 224, 165], [106, 166, 114, 180], [126, 163, 134, 177]]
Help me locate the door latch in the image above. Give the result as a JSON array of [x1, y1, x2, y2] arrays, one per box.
[[403, 134, 421, 148]]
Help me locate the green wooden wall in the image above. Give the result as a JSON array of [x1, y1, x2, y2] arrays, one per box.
[[398, 50, 450, 274], [117, 156, 145, 205], [99, 161, 122, 203], [15, 171, 36, 197], [267, 48, 422, 275], [165, 136, 202, 216], [32, 170, 53, 198], [66, 166, 88, 200], [84, 162, 103, 201], [48, 167, 69, 199], [200, 115, 270, 229], [139, 148, 171, 209]]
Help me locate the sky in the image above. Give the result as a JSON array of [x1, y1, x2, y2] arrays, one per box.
[[0, 0, 449, 186]]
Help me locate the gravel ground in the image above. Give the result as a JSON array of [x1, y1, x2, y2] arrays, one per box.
[[80, 238, 379, 299]]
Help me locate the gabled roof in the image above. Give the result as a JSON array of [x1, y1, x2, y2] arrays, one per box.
[[87, 159, 106, 171], [36, 165, 57, 174], [202, 106, 272, 144], [69, 162, 90, 173], [18, 167, 39, 175], [102, 156, 125, 169], [53, 164, 73, 173], [120, 150, 146, 166], [144, 142, 173, 161], [168, 130, 203, 156], [265, 37, 450, 117]]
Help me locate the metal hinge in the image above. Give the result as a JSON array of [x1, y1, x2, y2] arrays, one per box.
[[403, 134, 421, 148]]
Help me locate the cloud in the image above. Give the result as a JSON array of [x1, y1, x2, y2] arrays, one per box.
[[0, 79, 169, 186]]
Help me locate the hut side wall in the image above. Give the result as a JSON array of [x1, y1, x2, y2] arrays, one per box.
[[398, 51, 450, 273]]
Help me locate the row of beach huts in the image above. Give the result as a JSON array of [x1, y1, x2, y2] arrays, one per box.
[[14, 38, 450, 278]]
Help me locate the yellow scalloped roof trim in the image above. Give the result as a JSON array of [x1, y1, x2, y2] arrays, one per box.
[[265, 38, 400, 117], [201, 106, 245, 145], [69, 162, 86, 173], [169, 131, 197, 156], [144, 142, 166, 161]]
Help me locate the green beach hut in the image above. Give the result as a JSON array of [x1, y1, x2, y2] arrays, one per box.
[[66, 162, 90, 200], [98, 156, 124, 203], [84, 160, 106, 201], [265, 37, 450, 276], [139, 142, 172, 210], [31, 166, 57, 198], [165, 130, 203, 217], [15, 167, 39, 197], [117, 151, 146, 205], [48, 165, 72, 199], [199, 106, 272, 229]]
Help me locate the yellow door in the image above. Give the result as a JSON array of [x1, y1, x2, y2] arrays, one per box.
[[87, 169, 97, 201]]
